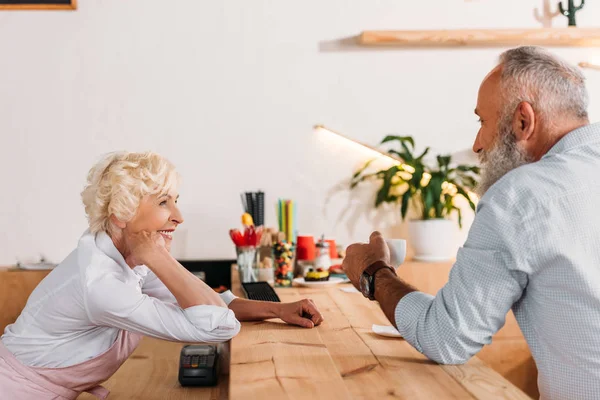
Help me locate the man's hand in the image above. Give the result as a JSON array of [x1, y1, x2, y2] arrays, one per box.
[[277, 299, 324, 328], [342, 231, 391, 290]]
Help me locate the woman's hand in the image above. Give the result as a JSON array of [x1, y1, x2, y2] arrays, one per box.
[[227, 298, 325, 327], [277, 299, 324, 329], [124, 230, 167, 268]]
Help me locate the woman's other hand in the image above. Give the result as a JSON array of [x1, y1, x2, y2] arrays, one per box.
[[278, 299, 324, 328]]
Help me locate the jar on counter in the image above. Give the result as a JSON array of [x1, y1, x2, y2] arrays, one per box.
[[314, 238, 331, 270]]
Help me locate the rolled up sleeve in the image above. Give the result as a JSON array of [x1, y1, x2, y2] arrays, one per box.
[[218, 289, 237, 305], [394, 291, 434, 351], [85, 276, 241, 343], [183, 305, 239, 335], [395, 189, 530, 364], [142, 271, 237, 306]]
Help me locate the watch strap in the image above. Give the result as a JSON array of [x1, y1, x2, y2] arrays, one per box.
[[364, 260, 396, 277]]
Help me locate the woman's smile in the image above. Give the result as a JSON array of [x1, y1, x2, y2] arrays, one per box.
[[157, 229, 175, 241]]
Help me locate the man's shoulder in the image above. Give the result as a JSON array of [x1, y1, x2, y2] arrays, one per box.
[[482, 161, 556, 212]]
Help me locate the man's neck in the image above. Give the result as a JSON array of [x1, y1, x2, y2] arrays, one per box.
[[534, 119, 589, 160]]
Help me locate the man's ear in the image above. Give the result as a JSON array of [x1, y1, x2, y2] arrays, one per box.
[[512, 101, 536, 142], [110, 214, 127, 229]]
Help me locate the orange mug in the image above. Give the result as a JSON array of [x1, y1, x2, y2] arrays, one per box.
[[325, 239, 338, 259]]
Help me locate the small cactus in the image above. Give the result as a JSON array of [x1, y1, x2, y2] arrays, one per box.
[[558, 0, 585, 27], [534, 0, 561, 28]]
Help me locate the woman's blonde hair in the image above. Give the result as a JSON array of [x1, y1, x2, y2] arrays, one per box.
[[81, 151, 180, 235]]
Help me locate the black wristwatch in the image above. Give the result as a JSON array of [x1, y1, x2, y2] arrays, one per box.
[[359, 261, 396, 300]]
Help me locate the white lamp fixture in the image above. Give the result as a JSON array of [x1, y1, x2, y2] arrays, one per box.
[[314, 124, 403, 165], [579, 62, 600, 71]]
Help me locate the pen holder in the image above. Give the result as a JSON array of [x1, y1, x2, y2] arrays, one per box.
[[236, 246, 258, 283]]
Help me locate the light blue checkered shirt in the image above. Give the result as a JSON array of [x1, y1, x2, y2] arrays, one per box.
[[395, 122, 600, 400]]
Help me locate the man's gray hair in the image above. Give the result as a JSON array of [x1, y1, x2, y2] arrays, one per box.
[[499, 46, 589, 122]]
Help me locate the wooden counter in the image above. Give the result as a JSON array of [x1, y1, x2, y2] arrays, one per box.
[[229, 283, 530, 400], [1, 264, 534, 399], [0, 268, 53, 333]]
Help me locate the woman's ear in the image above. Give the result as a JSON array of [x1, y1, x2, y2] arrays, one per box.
[[110, 214, 127, 229]]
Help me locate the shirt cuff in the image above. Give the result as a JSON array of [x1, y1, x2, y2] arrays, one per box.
[[219, 290, 237, 305], [183, 304, 241, 336], [395, 291, 435, 353]]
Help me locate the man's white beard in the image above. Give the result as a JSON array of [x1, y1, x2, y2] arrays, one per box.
[[476, 120, 533, 197]]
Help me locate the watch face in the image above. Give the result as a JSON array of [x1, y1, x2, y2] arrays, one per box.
[[359, 273, 371, 298]]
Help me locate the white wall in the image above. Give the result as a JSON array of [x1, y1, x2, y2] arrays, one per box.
[[1, 0, 599, 264]]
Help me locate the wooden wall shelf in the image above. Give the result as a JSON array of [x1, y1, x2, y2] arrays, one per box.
[[359, 28, 600, 47]]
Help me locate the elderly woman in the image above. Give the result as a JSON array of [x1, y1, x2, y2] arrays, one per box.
[[0, 151, 323, 399]]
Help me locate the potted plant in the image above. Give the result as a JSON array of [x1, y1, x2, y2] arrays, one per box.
[[350, 135, 480, 261]]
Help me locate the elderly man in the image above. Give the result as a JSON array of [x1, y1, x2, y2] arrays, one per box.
[[343, 46, 599, 400]]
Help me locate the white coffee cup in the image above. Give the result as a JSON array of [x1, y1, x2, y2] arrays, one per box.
[[386, 239, 407, 268]]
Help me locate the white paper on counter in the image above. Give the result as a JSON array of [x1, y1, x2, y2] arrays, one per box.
[[372, 324, 402, 338]]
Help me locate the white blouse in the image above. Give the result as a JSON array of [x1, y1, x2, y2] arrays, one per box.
[[1, 230, 240, 368]]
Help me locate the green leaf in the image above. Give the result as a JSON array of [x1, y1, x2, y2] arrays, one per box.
[[350, 172, 380, 188], [454, 206, 463, 229], [352, 159, 375, 180], [416, 147, 430, 161], [350, 159, 380, 189], [427, 174, 444, 218], [400, 190, 411, 220], [381, 136, 415, 162], [423, 188, 434, 219], [381, 135, 415, 149], [456, 165, 480, 174], [388, 150, 412, 163], [375, 166, 399, 207], [453, 183, 476, 211], [457, 174, 478, 190], [443, 194, 454, 217], [437, 155, 452, 172], [400, 142, 415, 162], [411, 164, 424, 189]]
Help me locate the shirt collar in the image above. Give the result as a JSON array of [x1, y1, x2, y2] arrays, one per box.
[[543, 122, 600, 159], [96, 231, 130, 271]]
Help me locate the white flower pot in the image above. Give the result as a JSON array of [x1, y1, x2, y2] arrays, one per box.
[[408, 219, 458, 262]]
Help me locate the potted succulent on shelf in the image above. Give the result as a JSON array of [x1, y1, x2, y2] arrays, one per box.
[[351, 135, 480, 261]]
